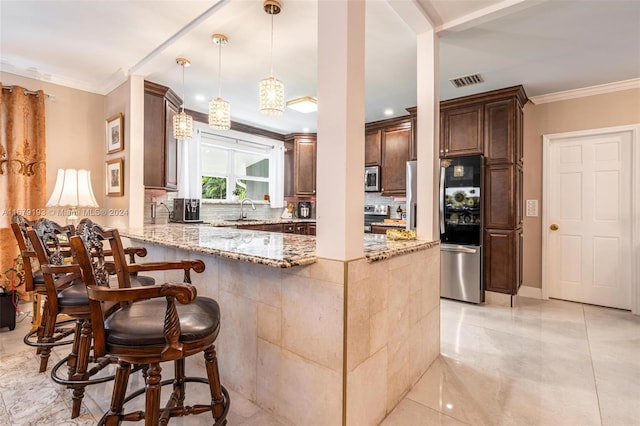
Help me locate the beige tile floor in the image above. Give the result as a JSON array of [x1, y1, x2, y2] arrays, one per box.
[[1, 296, 638, 425]]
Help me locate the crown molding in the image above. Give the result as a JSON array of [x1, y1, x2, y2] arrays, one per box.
[[529, 78, 640, 105]]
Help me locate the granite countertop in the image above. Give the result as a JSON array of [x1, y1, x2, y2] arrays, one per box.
[[121, 224, 438, 268], [370, 221, 407, 228], [209, 218, 316, 227]]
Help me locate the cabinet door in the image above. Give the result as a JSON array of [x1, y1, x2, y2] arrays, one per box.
[[307, 224, 316, 236], [381, 125, 411, 196], [365, 129, 381, 166], [164, 101, 179, 190], [483, 229, 518, 294], [484, 99, 515, 164], [370, 225, 388, 235], [294, 137, 316, 195], [294, 223, 307, 235], [283, 223, 295, 233], [283, 140, 294, 197], [262, 224, 284, 232], [484, 164, 516, 229], [144, 92, 165, 188], [440, 104, 483, 157]]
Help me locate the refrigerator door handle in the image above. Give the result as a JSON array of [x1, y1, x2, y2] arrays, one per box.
[[441, 245, 478, 254], [439, 166, 445, 234]]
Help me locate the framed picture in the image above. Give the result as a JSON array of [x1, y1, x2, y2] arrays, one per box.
[[106, 158, 124, 196], [106, 113, 124, 154]]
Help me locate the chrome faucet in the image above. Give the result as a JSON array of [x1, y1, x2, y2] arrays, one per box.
[[240, 198, 256, 219]]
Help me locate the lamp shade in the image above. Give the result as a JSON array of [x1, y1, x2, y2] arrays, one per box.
[[259, 76, 284, 116], [46, 169, 99, 208]]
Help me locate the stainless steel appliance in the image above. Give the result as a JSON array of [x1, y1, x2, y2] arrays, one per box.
[[297, 201, 311, 218], [365, 166, 380, 192], [173, 198, 201, 223], [406, 161, 417, 230], [364, 204, 388, 232], [439, 155, 483, 303]]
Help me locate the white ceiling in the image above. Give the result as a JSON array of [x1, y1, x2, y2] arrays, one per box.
[[2, 0, 639, 135]]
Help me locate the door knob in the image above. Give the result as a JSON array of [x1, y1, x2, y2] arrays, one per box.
[[550, 224, 559, 231]]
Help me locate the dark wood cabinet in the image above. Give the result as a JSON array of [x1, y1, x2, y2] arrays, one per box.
[[440, 104, 483, 157], [144, 81, 181, 191], [284, 134, 316, 197], [262, 223, 285, 232], [365, 129, 382, 166], [380, 121, 411, 196], [406, 107, 417, 161], [483, 229, 520, 294], [294, 223, 308, 235], [307, 224, 316, 236], [441, 85, 527, 295], [238, 222, 315, 235]]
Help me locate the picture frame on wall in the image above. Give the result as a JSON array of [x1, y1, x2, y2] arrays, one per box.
[[106, 158, 124, 196], [106, 113, 124, 154]]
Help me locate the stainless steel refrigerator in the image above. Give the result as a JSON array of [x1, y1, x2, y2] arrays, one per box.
[[440, 155, 483, 303]]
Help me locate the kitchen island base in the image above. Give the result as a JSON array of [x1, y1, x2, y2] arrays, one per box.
[[121, 236, 440, 426]]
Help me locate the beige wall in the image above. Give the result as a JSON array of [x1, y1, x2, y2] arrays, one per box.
[[522, 88, 640, 289], [1, 72, 105, 222]]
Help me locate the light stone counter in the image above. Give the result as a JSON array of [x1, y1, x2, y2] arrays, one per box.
[[119, 223, 441, 426], [121, 223, 439, 268]]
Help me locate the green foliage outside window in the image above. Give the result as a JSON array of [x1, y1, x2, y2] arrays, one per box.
[[202, 176, 227, 199]]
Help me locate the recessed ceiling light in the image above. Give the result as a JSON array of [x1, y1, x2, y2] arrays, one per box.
[[302, 127, 310, 133], [195, 94, 206, 101], [286, 96, 317, 113], [384, 108, 393, 116]]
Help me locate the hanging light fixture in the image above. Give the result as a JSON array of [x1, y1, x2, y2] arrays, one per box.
[[209, 33, 231, 130], [259, 0, 284, 116], [173, 57, 193, 140]]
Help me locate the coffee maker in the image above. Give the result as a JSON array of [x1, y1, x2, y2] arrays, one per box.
[[297, 201, 311, 218]]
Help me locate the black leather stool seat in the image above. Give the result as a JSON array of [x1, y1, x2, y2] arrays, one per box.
[[105, 297, 220, 347], [131, 275, 155, 287], [33, 270, 45, 285], [57, 285, 90, 308]]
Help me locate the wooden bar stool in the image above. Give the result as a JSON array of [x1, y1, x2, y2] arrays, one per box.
[[31, 218, 206, 419], [67, 220, 229, 426], [11, 214, 76, 372]]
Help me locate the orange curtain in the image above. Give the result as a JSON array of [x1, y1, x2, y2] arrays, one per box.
[[0, 84, 47, 300]]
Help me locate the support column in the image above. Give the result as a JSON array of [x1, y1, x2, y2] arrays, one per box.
[[316, 1, 365, 260], [415, 29, 439, 241]]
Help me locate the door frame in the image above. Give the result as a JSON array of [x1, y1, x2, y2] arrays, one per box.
[[542, 124, 640, 314]]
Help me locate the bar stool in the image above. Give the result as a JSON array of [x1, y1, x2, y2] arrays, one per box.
[[66, 220, 229, 425], [31, 218, 206, 419], [11, 214, 76, 372]]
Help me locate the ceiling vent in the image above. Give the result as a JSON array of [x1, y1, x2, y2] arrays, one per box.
[[450, 73, 484, 88]]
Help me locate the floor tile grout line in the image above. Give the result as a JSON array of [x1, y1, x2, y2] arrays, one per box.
[[407, 394, 474, 426], [582, 303, 605, 426]]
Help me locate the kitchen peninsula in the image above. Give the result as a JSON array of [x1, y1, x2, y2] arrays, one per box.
[[121, 224, 440, 426]]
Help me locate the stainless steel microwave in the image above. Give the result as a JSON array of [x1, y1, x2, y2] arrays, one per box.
[[365, 166, 380, 192]]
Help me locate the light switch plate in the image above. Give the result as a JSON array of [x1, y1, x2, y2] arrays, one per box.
[[526, 199, 538, 217]]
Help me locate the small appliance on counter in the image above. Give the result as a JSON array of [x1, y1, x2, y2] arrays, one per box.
[[297, 201, 312, 218], [173, 198, 201, 223]]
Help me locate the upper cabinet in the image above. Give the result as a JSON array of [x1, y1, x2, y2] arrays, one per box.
[[144, 81, 181, 191], [440, 104, 484, 157], [365, 116, 413, 196], [365, 129, 382, 166], [284, 133, 317, 197]]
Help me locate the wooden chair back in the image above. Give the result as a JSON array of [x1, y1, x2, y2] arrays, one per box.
[[10, 214, 38, 292]]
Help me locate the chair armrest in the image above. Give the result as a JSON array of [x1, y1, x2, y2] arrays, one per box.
[[126, 259, 205, 283], [86, 282, 196, 304], [123, 246, 148, 263]]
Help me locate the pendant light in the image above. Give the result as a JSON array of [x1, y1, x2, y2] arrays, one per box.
[[259, 0, 284, 116], [173, 57, 193, 140], [209, 33, 231, 130]]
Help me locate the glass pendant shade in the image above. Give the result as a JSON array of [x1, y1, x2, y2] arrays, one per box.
[[173, 110, 193, 140], [208, 97, 231, 130], [259, 76, 284, 116]]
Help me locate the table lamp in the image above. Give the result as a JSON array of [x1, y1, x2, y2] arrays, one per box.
[[46, 169, 98, 224]]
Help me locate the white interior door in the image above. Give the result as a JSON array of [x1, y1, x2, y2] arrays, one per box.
[[544, 129, 632, 309]]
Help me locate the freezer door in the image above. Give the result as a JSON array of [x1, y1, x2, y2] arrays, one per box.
[[440, 244, 482, 303]]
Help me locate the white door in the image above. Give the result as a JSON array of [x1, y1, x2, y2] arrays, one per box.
[[544, 129, 632, 309]]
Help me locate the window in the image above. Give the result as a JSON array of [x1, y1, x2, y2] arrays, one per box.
[[200, 133, 272, 201]]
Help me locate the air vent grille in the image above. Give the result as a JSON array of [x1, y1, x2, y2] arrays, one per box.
[[450, 73, 484, 88]]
